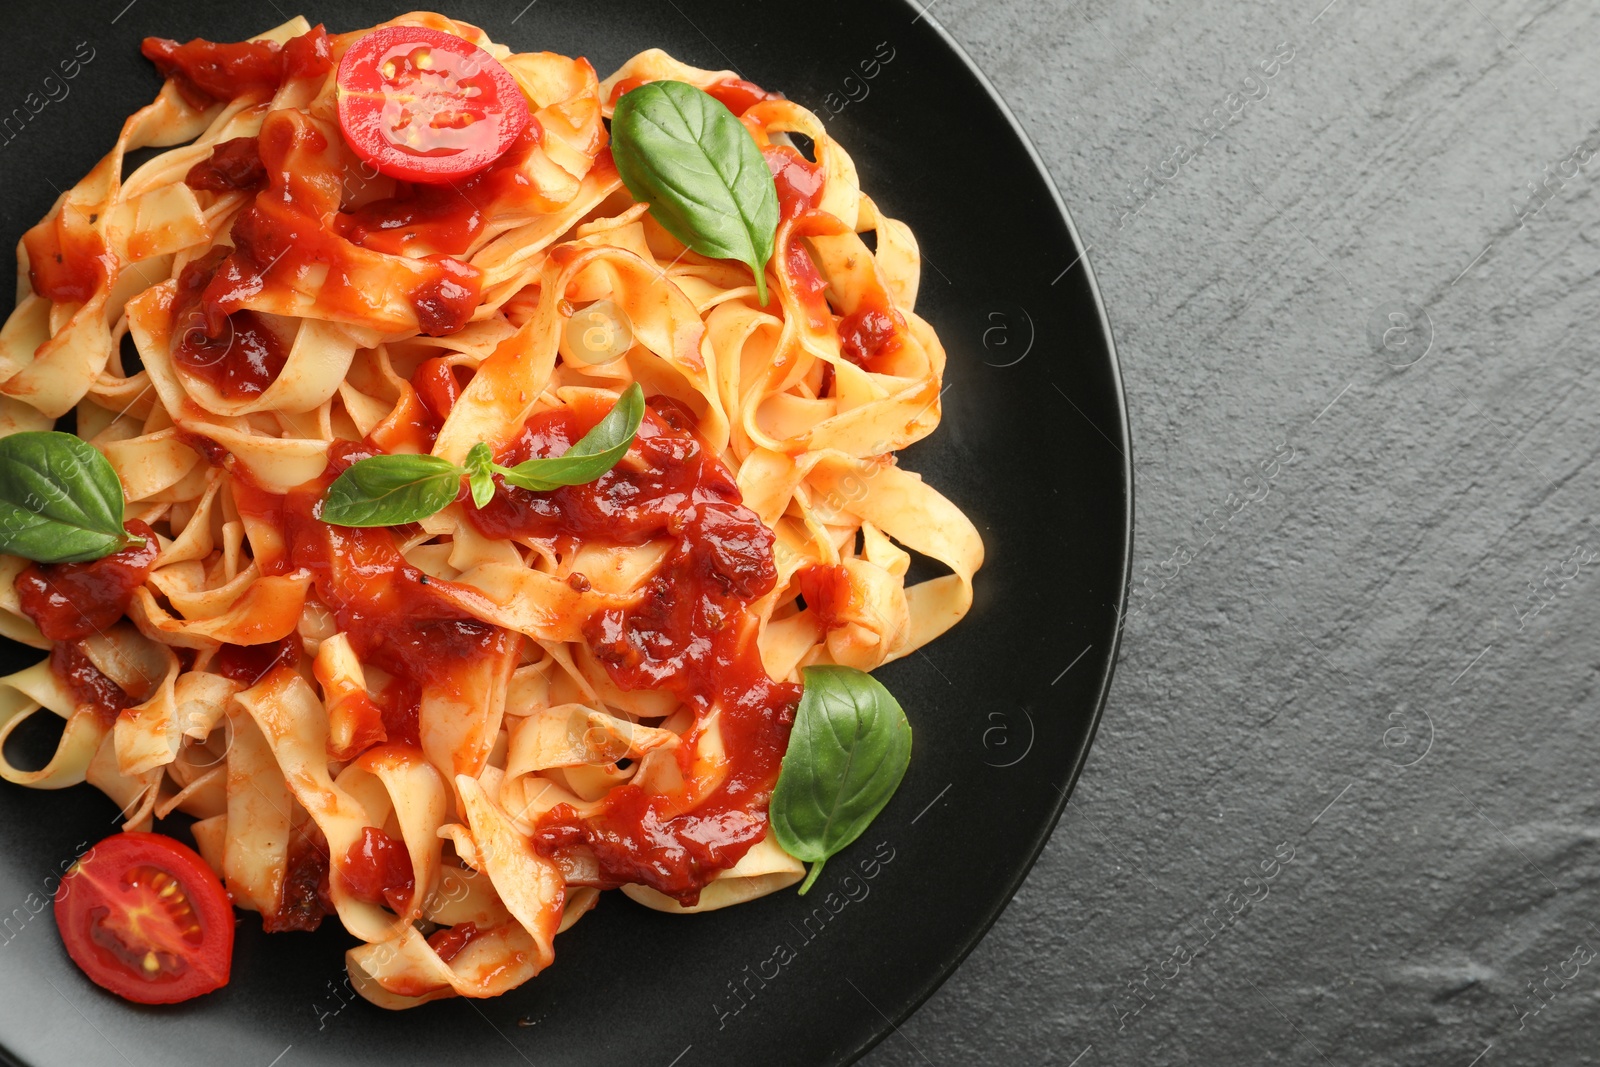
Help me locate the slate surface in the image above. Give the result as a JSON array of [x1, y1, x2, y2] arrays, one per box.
[[865, 0, 1600, 1063]]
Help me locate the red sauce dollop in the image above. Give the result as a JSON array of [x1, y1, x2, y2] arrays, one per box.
[[16, 521, 158, 642], [170, 248, 289, 401], [838, 304, 903, 370], [141, 35, 282, 105], [607, 77, 646, 105], [339, 826, 414, 910], [467, 398, 799, 905], [280, 24, 333, 82]]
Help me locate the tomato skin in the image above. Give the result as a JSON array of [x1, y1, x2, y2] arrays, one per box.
[[54, 832, 234, 1005], [335, 26, 531, 184]]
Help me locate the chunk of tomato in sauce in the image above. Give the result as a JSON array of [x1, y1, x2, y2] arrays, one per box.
[[211, 633, 301, 688], [51, 643, 133, 725], [169, 249, 289, 401], [410, 357, 474, 422], [339, 826, 414, 911], [22, 211, 112, 305], [263, 824, 333, 932], [140, 25, 330, 107], [798, 563, 853, 631], [426, 921, 480, 963], [837, 304, 903, 370], [185, 137, 267, 193]]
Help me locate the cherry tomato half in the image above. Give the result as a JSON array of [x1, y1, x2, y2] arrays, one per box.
[[335, 26, 531, 184], [54, 832, 234, 1005]]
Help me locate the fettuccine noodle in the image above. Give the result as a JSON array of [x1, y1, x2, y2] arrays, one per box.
[[0, 12, 981, 1006]]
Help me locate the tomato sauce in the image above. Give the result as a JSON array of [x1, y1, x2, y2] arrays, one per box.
[[185, 137, 267, 194], [785, 237, 831, 331], [212, 633, 302, 687], [232, 442, 506, 751], [409, 357, 473, 422], [51, 643, 133, 725], [140, 26, 330, 108], [16, 521, 158, 642], [280, 24, 333, 82], [22, 211, 112, 306], [764, 145, 824, 221], [606, 77, 646, 105], [610, 76, 780, 116], [465, 398, 799, 905], [798, 562, 851, 632], [179, 107, 483, 353], [339, 826, 414, 910], [265, 824, 334, 932], [426, 921, 480, 963], [705, 77, 782, 116], [837, 303, 902, 370], [142, 36, 281, 106], [169, 250, 289, 401]]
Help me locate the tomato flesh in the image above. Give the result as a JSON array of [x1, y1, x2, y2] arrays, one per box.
[[335, 26, 530, 184], [55, 832, 233, 1004]]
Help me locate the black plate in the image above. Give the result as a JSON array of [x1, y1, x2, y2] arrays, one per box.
[[0, 2, 1129, 1064]]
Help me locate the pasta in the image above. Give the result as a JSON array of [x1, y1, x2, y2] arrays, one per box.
[[0, 11, 982, 1007]]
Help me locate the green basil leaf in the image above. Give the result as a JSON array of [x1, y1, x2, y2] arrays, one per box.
[[611, 81, 780, 304], [770, 665, 913, 894], [496, 383, 645, 492], [320, 454, 463, 527], [464, 442, 496, 510], [0, 431, 136, 564]]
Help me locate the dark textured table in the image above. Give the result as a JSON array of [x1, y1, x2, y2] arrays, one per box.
[[867, 0, 1600, 1063]]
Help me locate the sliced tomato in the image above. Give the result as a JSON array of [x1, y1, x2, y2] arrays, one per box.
[[335, 26, 530, 184], [54, 832, 234, 1005]]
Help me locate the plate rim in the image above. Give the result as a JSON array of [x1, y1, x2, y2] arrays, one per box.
[[839, 4, 1134, 1063]]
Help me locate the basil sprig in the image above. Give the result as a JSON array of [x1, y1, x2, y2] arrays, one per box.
[[319, 384, 646, 527], [611, 80, 780, 304], [0, 431, 143, 564], [496, 383, 644, 492], [771, 665, 913, 894]]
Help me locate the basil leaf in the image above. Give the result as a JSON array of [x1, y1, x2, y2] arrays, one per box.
[[464, 442, 496, 510], [770, 665, 913, 894], [611, 81, 780, 304], [0, 431, 137, 564], [496, 383, 645, 492], [320, 454, 463, 527]]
